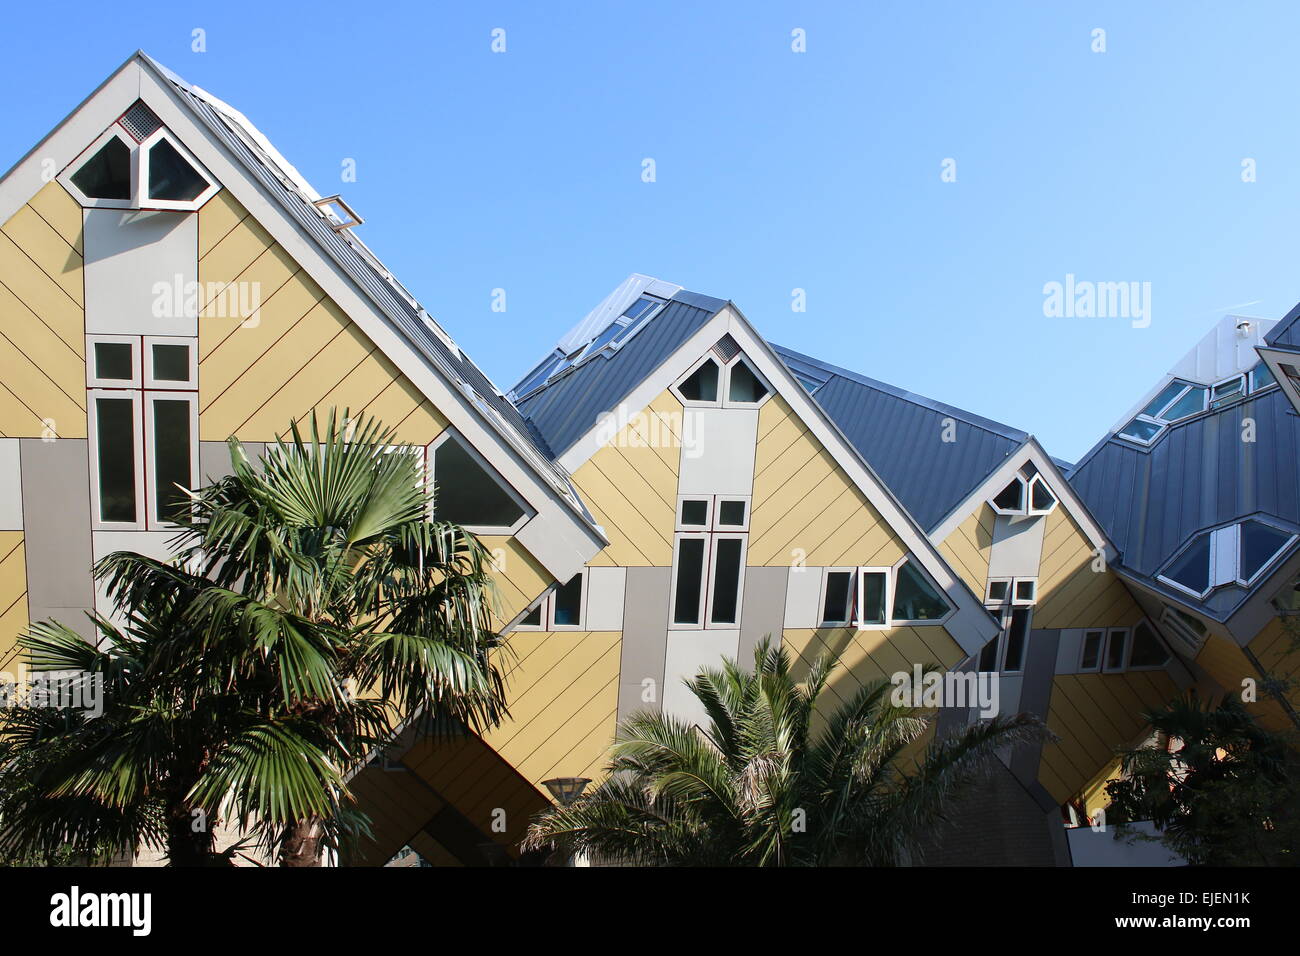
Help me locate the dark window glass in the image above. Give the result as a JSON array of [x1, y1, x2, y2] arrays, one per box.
[[1030, 478, 1056, 512], [1080, 631, 1104, 669], [94, 342, 133, 380], [679, 360, 719, 402], [728, 361, 768, 403], [673, 538, 706, 624], [1105, 630, 1128, 670], [1015, 579, 1036, 602], [986, 580, 1009, 602], [709, 538, 743, 625], [1240, 520, 1291, 582], [96, 397, 136, 522], [553, 574, 583, 626], [821, 571, 854, 624], [1163, 386, 1206, 420], [432, 437, 526, 528], [1003, 608, 1030, 671], [72, 137, 131, 200], [978, 639, 999, 672], [679, 499, 708, 526], [860, 571, 887, 625], [147, 138, 208, 202], [891, 561, 951, 621], [1251, 362, 1276, 391], [151, 343, 190, 382], [993, 478, 1024, 511], [152, 399, 192, 523], [1164, 533, 1211, 594], [1129, 622, 1168, 667], [520, 605, 542, 627], [717, 499, 746, 527]]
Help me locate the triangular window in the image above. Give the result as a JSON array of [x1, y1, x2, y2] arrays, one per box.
[[71, 136, 131, 200], [431, 433, 527, 530], [678, 358, 720, 403]]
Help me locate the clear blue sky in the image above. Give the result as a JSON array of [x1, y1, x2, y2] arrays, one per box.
[[4, 1, 1299, 462]]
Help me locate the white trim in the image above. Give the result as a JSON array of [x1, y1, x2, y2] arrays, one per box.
[[546, 570, 588, 631], [88, 388, 145, 531], [888, 555, 956, 627], [136, 127, 221, 211], [86, 334, 141, 388], [989, 475, 1027, 516], [670, 353, 724, 408], [668, 532, 710, 629], [143, 336, 198, 389], [57, 126, 137, 209], [143, 390, 199, 528], [1026, 474, 1058, 516], [427, 429, 533, 535], [1078, 628, 1106, 672], [675, 494, 712, 531], [704, 533, 747, 627], [1012, 577, 1037, 606], [855, 566, 892, 629], [985, 578, 1012, 604], [818, 567, 858, 627], [714, 495, 751, 531], [1102, 627, 1130, 673]]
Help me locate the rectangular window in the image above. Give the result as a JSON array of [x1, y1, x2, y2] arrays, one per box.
[[672, 535, 708, 626], [821, 570, 855, 625], [1104, 628, 1129, 672], [978, 638, 999, 672], [91, 392, 142, 526], [677, 497, 710, 529], [986, 579, 1010, 603], [87, 335, 141, 387], [146, 393, 196, 525], [857, 569, 889, 627], [552, 573, 585, 627], [1013, 579, 1037, 605], [707, 536, 745, 625], [144, 337, 197, 388], [1002, 608, 1030, 672], [716, 498, 748, 529], [1079, 630, 1105, 671]]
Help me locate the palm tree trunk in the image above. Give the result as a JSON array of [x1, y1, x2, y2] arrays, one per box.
[[165, 801, 217, 866], [281, 816, 325, 866]]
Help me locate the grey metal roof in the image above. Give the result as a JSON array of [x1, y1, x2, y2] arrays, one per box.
[[1068, 386, 1300, 620], [143, 54, 588, 509], [771, 344, 1030, 532], [516, 293, 725, 457], [1264, 300, 1300, 350]]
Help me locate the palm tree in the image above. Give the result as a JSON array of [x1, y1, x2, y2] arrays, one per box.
[[0, 411, 507, 866], [523, 638, 1043, 866]]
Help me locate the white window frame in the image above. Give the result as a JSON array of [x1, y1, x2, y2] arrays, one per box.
[[88, 388, 146, 531], [671, 354, 724, 408], [676, 495, 713, 531], [1078, 628, 1106, 672], [143, 391, 199, 528], [574, 296, 666, 365], [855, 566, 893, 629], [427, 430, 532, 535], [1102, 627, 1131, 673], [1026, 475, 1058, 515], [887, 556, 956, 627], [819, 567, 858, 627], [989, 475, 1027, 516], [59, 127, 138, 210], [669, 531, 711, 629], [985, 578, 1012, 605], [704, 533, 747, 627], [713, 495, 751, 531], [86, 334, 142, 388], [723, 355, 774, 408], [1250, 362, 1278, 394], [143, 336, 199, 389], [997, 606, 1032, 673], [136, 128, 221, 211], [1208, 373, 1246, 410], [510, 570, 588, 632], [1157, 532, 1215, 599], [1012, 577, 1038, 606], [1235, 521, 1297, 587]]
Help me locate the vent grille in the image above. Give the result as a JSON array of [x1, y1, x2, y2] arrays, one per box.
[[712, 334, 741, 363], [118, 101, 162, 142]]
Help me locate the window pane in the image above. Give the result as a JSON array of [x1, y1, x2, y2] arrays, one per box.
[[986, 581, 1009, 602], [978, 638, 999, 672], [679, 360, 719, 402], [673, 538, 706, 625], [709, 538, 743, 625], [147, 138, 208, 202], [1105, 630, 1128, 670], [1119, 418, 1162, 442], [583, 322, 624, 356], [1240, 520, 1291, 581], [96, 397, 136, 522], [621, 297, 659, 321], [1030, 478, 1056, 512], [1129, 622, 1168, 667], [717, 499, 746, 527], [432, 437, 526, 528], [1251, 362, 1276, 391], [94, 342, 133, 380], [1081, 631, 1104, 669], [1015, 579, 1036, 602], [822, 571, 854, 624], [679, 499, 709, 526], [727, 361, 769, 403], [520, 605, 542, 627], [992, 478, 1024, 511], [1209, 377, 1243, 409], [1164, 533, 1211, 594], [153, 399, 192, 523], [151, 343, 190, 382], [1163, 385, 1206, 420], [891, 561, 950, 621], [72, 138, 131, 200], [1141, 382, 1187, 418], [1003, 608, 1030, 671], [552, 574, 583, 626], [860, 571, 887, 625]]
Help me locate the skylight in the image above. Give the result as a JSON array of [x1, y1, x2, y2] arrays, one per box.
[[1158, 519, 1297, 598], [1118, 365, 1280, 447]]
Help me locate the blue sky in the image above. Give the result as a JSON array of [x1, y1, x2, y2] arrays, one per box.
[[3, 1, 1299, 461]]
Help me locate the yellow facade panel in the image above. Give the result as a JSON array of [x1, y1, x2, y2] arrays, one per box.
[[26, 183, 85, 255]]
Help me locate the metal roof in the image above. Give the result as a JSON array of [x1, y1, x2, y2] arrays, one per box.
[[1264, 300, 1300, 350], [141, 54, 592, 519], [1068, 385, 1300, 620], [516, 292, 725, 458], [771, 344, 1030, 532]]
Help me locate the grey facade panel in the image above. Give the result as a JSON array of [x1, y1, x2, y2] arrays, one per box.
[[616, 566, 671, 725], [1264, 300, 1300, 349], [738, 565, 788, 665], [1010, 629, 1060, 792], [20, 439, 95, 639], [199, 440, 264, 484], [771, 344, 1027, 533]]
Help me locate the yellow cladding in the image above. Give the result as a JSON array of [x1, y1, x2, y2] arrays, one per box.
[[345, 763, 451, 866], [1196, 630, 1294, 733], [0, 533, 28, 670], [196, 194, 449, 446], [1037, 670, 1177, 804], [1034, 506, 1140, 629], [569, 389, 681, 567], [476, 535, 552, 627], [750, 396, 903, 568], [0, 183, 85, 438], [484, 630, 622, 789], [939, 505, 995, 595]]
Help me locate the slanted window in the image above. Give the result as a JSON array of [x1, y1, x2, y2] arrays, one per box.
[[1161, 532, 1212, 597], [1028, 476, 1057, 514], [727, 359, 769, 404], [70, 135, 131, 200], [1160, 520, 1296, 597], [821, 570, 856, 626], [430, 432, 528, 532], [671, 344, 772, 408], [1118, 417, 1163, 444], [1209, 375, 1245, 410], [1118, 379, 1215, 446], [677, 358, 720, 403], [1238, 519, 1293, 584], [147, 137, 209, 202], [1128, 620, 1170, 668], [1079, 630, 1105, 671], [670, 499, 750, 629], [989, 466, 1057, 516], [514, 571, 586, 630], [991, 477, 1025, 513], [1162, 385, 1207, 420], [890, 560, 951, 623], [1001, 608, 1031, 672]]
